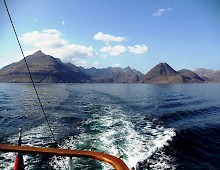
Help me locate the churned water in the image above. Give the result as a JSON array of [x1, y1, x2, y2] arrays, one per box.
[[0, 83, 220, 169]]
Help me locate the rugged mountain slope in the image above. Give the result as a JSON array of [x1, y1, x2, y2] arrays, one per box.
[[178, 69, 205, 83], [82, 66, 143, 83], [0, 51, 92, 83], [139, 63, 205, 83], [194, 68, 220, 82]]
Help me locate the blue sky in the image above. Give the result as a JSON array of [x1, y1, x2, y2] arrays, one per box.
[[0, 0, 219, 73]]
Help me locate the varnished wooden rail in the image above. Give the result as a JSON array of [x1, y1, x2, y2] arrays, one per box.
[[0, 144, 129, 170]]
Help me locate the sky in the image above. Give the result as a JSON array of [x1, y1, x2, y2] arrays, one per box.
[[0, 0, 220, 73]]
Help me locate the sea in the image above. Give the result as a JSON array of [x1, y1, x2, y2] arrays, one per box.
[[0, 83, 220, 170]]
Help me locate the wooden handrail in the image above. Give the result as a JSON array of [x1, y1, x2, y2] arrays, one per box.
[[0, 144, 129, 170]]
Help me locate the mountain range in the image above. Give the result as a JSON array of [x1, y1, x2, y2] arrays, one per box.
[[0, 51, 219, 83], [194, 68, 220, 82], [80, 66, 142, 83]]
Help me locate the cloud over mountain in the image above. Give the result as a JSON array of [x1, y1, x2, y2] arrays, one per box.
[[17, 29, 148, 68], [19, 29, 95, 65]]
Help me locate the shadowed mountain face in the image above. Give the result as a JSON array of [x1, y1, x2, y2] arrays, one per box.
[[194, 68, 220, 82], [81, 67, 143, 83], [139, 63, 205, 83], [0, 51, 92, 83]]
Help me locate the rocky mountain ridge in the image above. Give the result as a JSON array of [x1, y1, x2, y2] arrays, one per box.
[[0, 51, 218, 83]]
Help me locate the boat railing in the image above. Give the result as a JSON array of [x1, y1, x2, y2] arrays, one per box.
[[0, 144, 129, 170]]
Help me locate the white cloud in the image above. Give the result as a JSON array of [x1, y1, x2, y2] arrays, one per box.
[[93, 32, 126, 43], [100, 45, 127, 56], [20, 29, 65, 48], [74, 60, 100, 68], [93, 61, 100, 66], [72, 59, 88, 67], [19, 29, 95, 64], [100, 44, 148, 56], [128, 44, 148, 54], [61, 21, 65, 25], [112, 63, 121, 67], [152, 7, 172, 16]]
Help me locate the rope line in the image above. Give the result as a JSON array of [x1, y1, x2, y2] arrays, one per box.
[[3, 1, 69, 169], [3, 0, 57, 144]]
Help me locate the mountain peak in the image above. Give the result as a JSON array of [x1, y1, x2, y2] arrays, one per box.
[[125, 66, 131, 70], [32, 50, 46, 57], [153, 62, 177, 76], [139, 62, 179, 83]]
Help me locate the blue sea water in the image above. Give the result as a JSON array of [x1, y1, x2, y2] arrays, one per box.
[[0, 83, 220, 169]]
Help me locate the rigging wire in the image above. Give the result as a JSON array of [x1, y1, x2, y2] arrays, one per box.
[[3, 0, 68, 169], [3, 0, 56, 144]]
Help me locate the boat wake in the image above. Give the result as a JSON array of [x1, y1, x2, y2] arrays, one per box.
[[0, 86, 176, 169], [51, 104, 176, 170]]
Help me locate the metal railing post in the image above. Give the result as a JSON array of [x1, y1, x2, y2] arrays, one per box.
[[69, 157, 73, 170]]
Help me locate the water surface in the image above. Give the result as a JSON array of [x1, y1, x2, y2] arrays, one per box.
[[0, 83, 220, 169]]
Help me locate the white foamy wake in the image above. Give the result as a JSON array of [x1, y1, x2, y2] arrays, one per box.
[[0, 104, 176, 169], [51, 104, 176, 170]]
